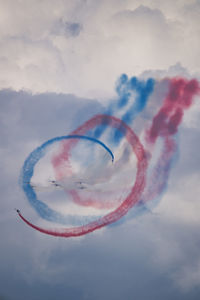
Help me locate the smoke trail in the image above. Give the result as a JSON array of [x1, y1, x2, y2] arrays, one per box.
[[147, 78, 199, 143], [17, 76, 199, 237], [18, 115, 148, 237], [140, 78, 199, 210], [93, 75, 155, 144], [112, 76, 155, 145]]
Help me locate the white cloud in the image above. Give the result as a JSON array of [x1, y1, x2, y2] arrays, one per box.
[[0, 0, 199, 99]]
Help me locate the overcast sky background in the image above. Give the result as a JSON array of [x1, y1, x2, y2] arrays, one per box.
[[0, 1, 200, 299]]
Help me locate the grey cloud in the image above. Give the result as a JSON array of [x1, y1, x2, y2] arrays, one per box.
[[0, 89, 102, 142], [64, 22, 82, 37], [0, 88, 200, 300], [51, 19, 83, 38], [1, 214, 200, 300], [141, 63, 191, 80], [114, 4, 166, 22], [112, 4, 173, 40]]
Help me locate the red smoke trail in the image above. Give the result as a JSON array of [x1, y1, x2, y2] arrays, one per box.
[[69, 190, 125, 210], [146, 78, 199, 143], [18, 115, 148, 237], [140, 78, 199, 206]]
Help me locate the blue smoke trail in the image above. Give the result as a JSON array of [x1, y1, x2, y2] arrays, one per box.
[[113, 75, 155, 145], [20, 135, 114, 225], [93, 74, 155, 145]]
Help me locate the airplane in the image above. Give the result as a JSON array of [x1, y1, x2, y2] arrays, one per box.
[[50, 180, 61, 187], [50, 179, 88, 190], [24, 179, 89, 191], [75, 181, 87, 189]]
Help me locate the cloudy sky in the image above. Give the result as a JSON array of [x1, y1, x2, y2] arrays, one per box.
[[0, 1, 200, 299]]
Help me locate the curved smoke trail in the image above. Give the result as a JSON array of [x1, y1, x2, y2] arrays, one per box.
[[18, 115, 148, 237]]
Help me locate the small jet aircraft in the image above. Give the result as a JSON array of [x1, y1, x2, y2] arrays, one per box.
[[50, 179, 87, 190], [50, 180, 61, 187]]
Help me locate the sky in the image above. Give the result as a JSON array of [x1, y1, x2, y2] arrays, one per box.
[[0, 0, 200, 299]]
